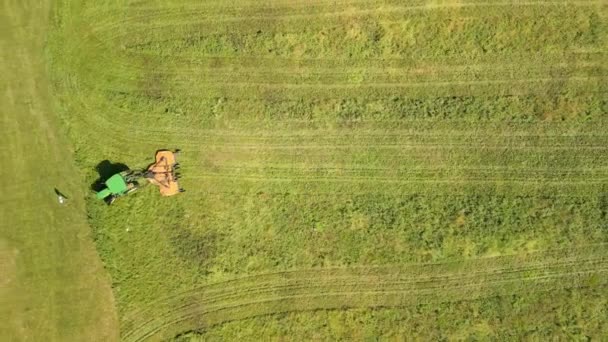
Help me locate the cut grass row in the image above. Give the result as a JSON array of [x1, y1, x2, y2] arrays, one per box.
[[119, 244, 608, 341]]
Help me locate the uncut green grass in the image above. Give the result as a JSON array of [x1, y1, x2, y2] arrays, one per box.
[[49, 0, 608, 339]]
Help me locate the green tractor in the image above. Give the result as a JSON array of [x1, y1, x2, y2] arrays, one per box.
[[95, 150, 183, 204], [95, 170, 144, 204]]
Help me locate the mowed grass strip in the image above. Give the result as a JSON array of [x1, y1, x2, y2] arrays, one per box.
[[0, 0, 118, 340]]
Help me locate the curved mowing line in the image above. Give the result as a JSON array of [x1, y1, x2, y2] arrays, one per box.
[[126, 270, 604, 342], [121, 246, 608, 318], [120, 249, 606, 314], [69, 36, 608, 106], [77, 34, 607, 85], [120, 253, 607, 318], [74, 41, 608, 98], [124, 266, 605, 330], [120, 246, 608, 341]]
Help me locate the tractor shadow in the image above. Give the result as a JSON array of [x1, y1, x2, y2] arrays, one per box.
[[90, 160, 130, 191]]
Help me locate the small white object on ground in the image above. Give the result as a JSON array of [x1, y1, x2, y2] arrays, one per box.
[[57, 195, 66, 204]]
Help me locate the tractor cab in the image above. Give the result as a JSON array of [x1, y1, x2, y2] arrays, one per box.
[[95, 171, 141, 204]]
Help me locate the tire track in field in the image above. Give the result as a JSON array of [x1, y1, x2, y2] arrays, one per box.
[[120, 251, 605, 314], [120, 245, 608, 341], [124, 264, 607, 342], [120, 246, 606, 313]]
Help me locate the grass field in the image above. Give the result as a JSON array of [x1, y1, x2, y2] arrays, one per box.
[[46, 0, 608, 340], [0, 0, 118, 340]]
